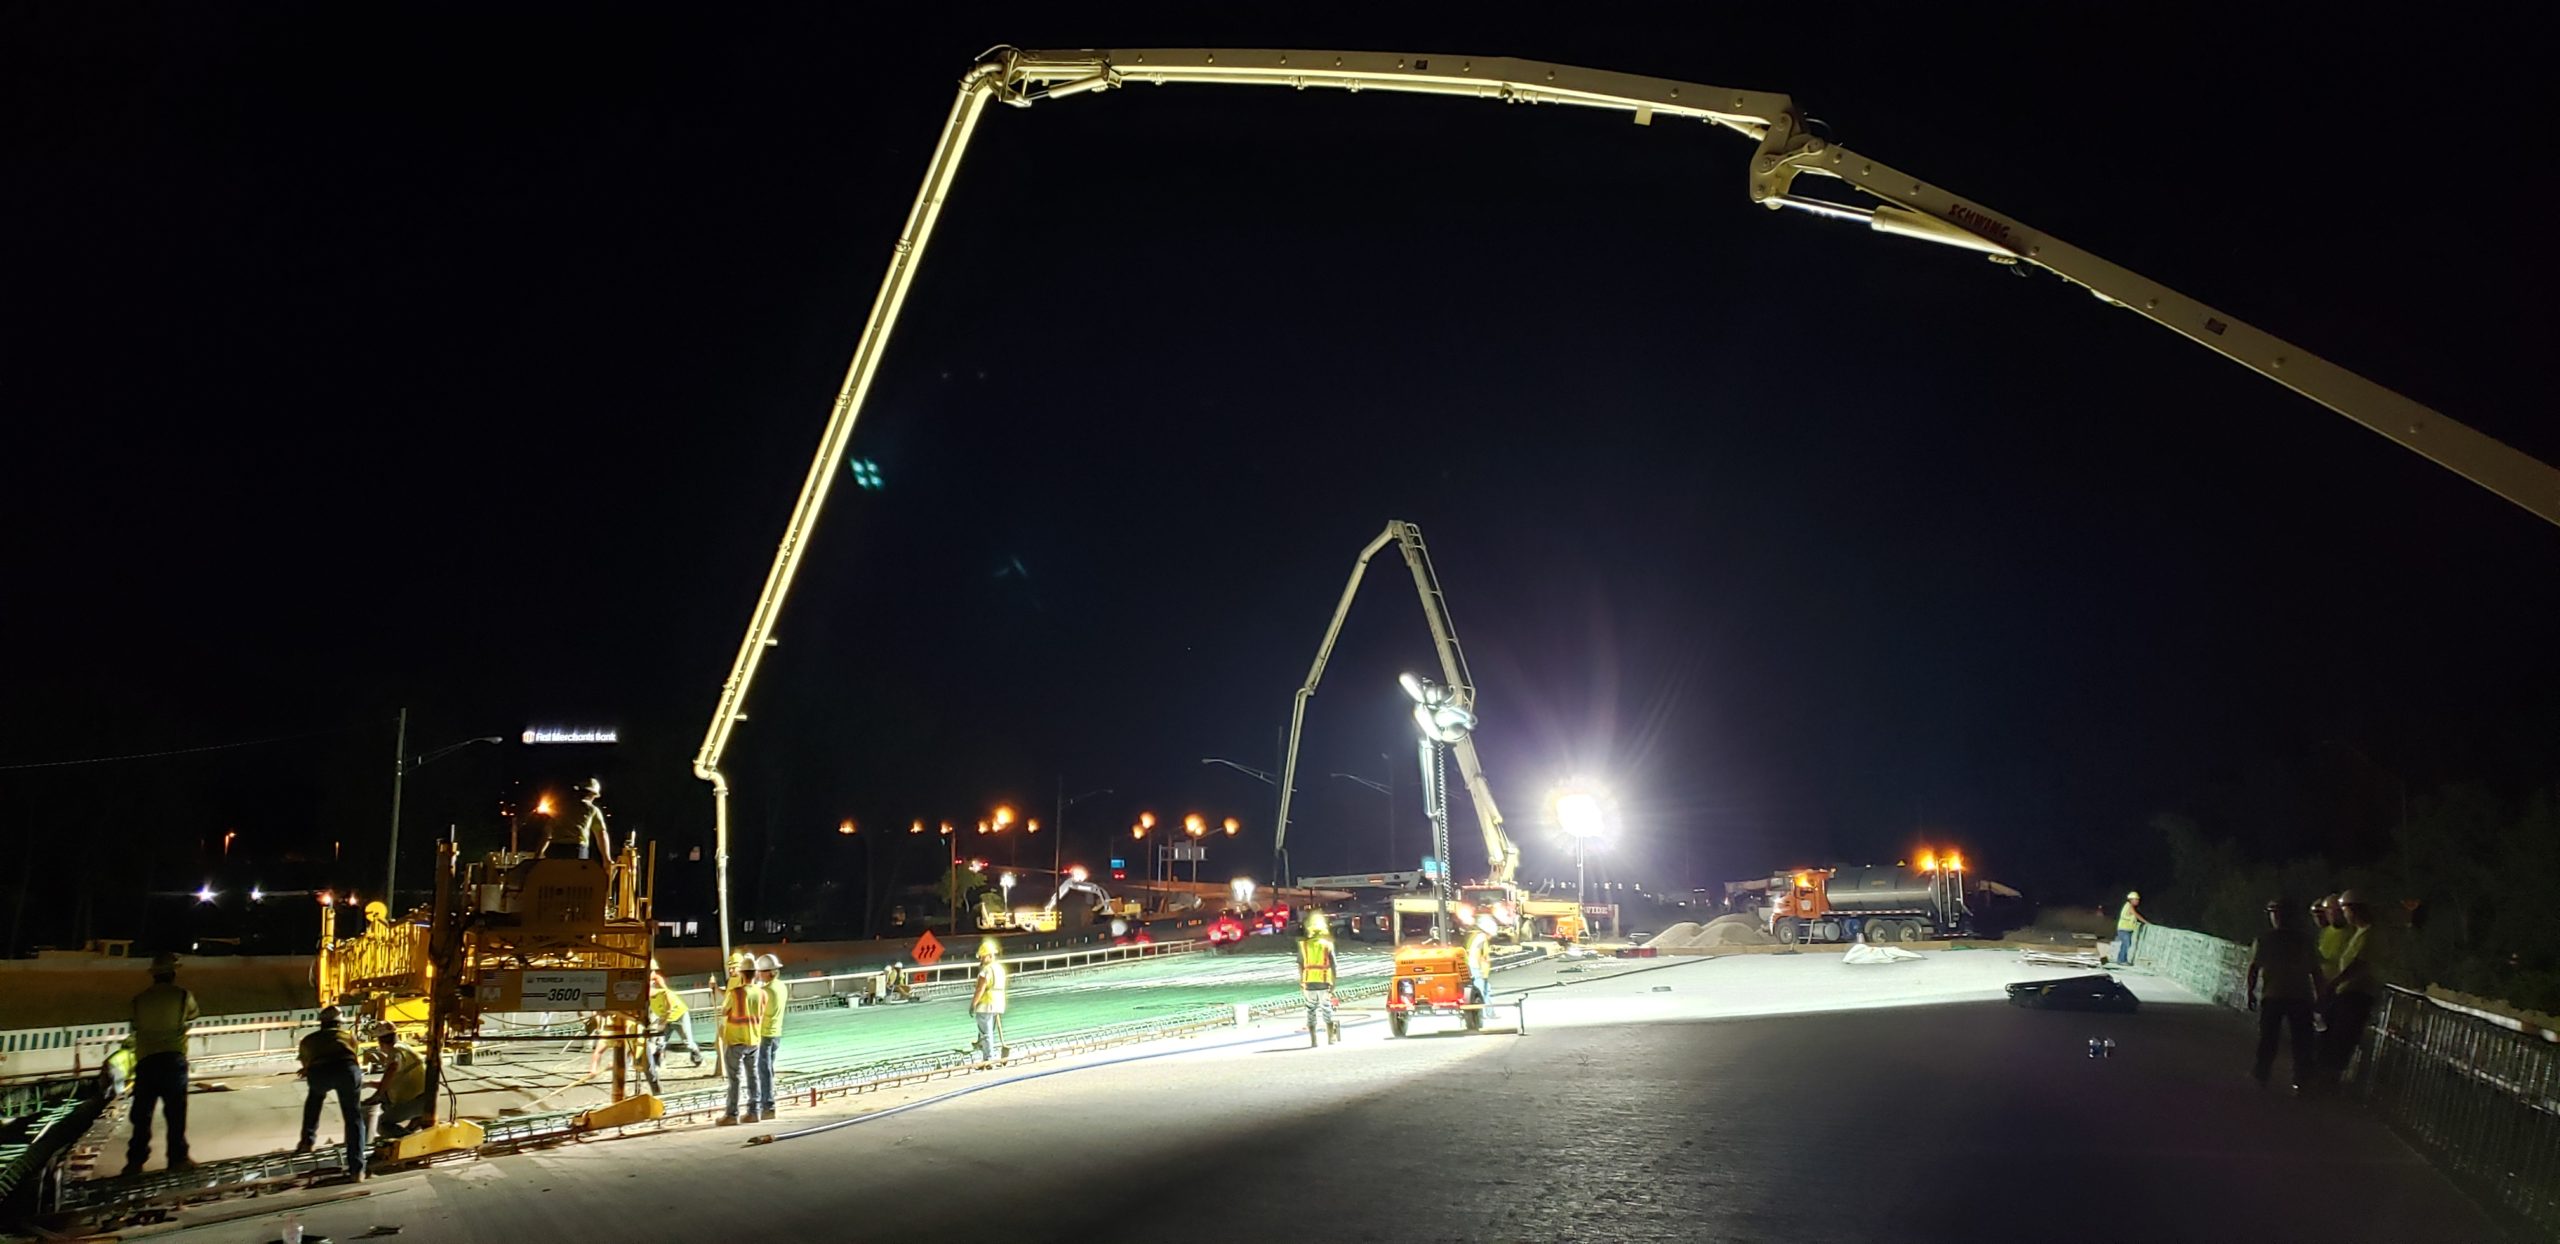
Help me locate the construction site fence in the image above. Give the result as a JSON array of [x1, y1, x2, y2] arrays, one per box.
[[2361, 985, 2560, 1237], [2129, 924, 2250, 1010]]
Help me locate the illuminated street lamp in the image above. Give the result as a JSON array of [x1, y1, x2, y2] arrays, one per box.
[[837, 819, 857, 836]]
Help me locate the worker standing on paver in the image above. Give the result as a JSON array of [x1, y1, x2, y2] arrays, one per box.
[[754, 952, 787, 1121], [1299, 911, 1340, 1045], [971, 938, 1009, 1065], [716, 953, 765, 1126], [124, 952, 198, 1175], [1465, 914, 1497, 1017], [364, 1026, 429, 1142], [2245, 898, 2321, 1092], [292, 1006, 367, 1180], [544, 777, 613, 859], [2114, 890, 2147, 965]]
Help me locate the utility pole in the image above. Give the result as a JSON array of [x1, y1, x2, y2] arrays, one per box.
[[385, 707, 408, 910]]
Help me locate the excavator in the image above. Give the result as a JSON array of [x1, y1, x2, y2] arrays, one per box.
[[976, 867, 1140, 932], [1268, 521, 1585, 947], [689, 46, 2560, 965]]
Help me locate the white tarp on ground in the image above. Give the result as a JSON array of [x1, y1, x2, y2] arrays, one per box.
[[1841, 944, 1925, 965]]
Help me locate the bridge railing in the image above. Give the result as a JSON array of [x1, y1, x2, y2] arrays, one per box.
[[0, 938, 1210, 1082], [2361, 985, 2560, 1236]]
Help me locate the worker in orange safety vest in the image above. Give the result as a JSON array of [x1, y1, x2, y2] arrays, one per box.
[[715, 953, 764, 1125]]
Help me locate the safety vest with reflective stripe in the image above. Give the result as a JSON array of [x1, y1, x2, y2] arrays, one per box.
[[972, 960, 1008, 1015], [1465, 929, 1493, 977], [718, 982, 764, 1044], [384, 1043, 427, 1104], [649, 982, 688, 1024], [2117, 903, 2141, 932], [1298, 938, 1336, 988]]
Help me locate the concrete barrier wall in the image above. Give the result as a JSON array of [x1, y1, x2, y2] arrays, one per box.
[[2137, 925, 2251, 1009]]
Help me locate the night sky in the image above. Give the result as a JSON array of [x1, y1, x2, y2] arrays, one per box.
[[6, 4, 2554, 949]]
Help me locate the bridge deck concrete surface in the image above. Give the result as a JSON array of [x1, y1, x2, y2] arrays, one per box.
[[98, 949, 2512, 1243]]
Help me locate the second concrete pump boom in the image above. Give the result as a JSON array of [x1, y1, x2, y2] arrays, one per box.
[[1270, 521, 1518, 889]]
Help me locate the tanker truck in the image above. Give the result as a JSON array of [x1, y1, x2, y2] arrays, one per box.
[[1730, 850, 1979, 944]]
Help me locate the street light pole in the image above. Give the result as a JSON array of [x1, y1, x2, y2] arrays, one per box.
[[386, 707, 407, 913], [387, 729, 505, 911]]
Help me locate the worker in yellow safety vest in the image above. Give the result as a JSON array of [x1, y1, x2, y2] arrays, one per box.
[[125, 952, 199, 1175], [102, 1035, 137, 1100], [716, 953, 765, 1125], [971, 939, 1008, 1064], [1299, 912, 1340, 1045], [1465, 914, 1497, 1014], [753, 953, 786, 1121], [365, 1026, 429, 1142], [2114, 890, 2147, 965], [647, 965, 702, 1092]]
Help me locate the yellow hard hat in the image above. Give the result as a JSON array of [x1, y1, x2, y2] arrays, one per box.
[[1303, 911, 1331, 937], [2125, 890, 2140, 901], [977, 938, 1002, 959]]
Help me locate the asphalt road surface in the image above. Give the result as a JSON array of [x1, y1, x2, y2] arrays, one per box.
[[136, 953, 2509, 1244]]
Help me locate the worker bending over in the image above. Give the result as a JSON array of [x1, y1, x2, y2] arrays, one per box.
[[366, 1026, 429, 1142], [1299, 911, 1340, 1045], [293, 1006, 367, 1180]]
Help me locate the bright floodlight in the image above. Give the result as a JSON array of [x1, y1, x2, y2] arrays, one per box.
[[250, 886, 265, 902], [195, 884, 217, 904], [1399, 671, 1431, 703], [1554, 786, 1612, 839], [999, 872, 1017, 891], [1069, 865, 1089, 882]]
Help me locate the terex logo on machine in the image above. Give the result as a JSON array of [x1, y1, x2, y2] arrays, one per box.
[[1946, 201, 2015, 248]]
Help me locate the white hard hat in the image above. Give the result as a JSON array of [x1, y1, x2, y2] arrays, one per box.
[[754, 953, 782, 971], [2125, 890, 2140, 901]]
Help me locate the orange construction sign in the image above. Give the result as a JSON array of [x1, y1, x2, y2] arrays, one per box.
[[911, 929, 944, 966]]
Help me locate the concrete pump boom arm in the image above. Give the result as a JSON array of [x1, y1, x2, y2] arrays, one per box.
[[694, 44, 2560, 964], [1269, 521, 1516, 887]]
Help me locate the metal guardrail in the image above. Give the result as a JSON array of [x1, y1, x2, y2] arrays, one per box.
[[0, 938, 1206, 1085], [2360, 985, 2560, 1237]]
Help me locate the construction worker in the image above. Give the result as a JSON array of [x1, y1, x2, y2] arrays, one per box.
[[1299, 912, 1340, 1045], [646, 966, 700, 1094], [2314, 893, 2353, 979], [293, 1006, 367, 1180], [364, 1026, 429, 1142], [101, 1035, 137, 1101], [1464, 913, 1497, 1016], [2318, 889, 2387, 1087], [2114, 890, 2147, 964], [753, 953, 786, 1121], [125, 952, 198, 1175], [715, 953, 764, 1125], [970, 938, 1008, 1065], [544, 777, 613, 859]]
